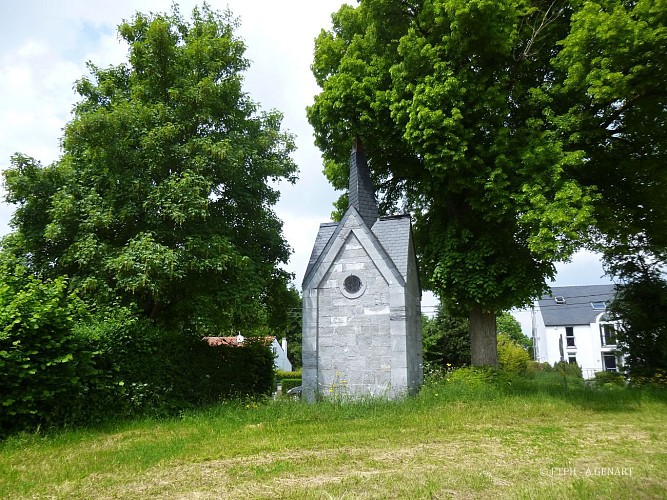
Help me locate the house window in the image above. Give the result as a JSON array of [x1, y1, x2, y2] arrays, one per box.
[[565, 326, 575, 348], [600, 324, 617, 346], [591, 301, 607, 310], [603, 353, 618, 372], [568, 354, 577, 365], [555, 296, 566, 305]]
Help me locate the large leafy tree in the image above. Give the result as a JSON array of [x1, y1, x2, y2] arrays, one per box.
[[2, 5, 297, 333], [308, 0, 596, 365], [552, 0, 667, 260]]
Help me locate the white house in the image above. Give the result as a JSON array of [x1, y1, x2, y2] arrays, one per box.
[[532, 285, 623, 379], [270, 337, 292, 372]]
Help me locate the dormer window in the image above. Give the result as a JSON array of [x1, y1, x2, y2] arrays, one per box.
[[555, 296, 566, 305]]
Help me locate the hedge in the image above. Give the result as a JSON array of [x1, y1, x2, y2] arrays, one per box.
[[1, 298, 275, 437], [86, 317, 276, 418], [281, 378, 302, 393], [0, 275, 96, 436]]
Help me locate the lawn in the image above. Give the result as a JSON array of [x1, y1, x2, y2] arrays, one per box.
[[1, 371, 666, 499]]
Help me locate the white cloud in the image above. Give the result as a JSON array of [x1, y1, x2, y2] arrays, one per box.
[[551, 250, 612, 287]]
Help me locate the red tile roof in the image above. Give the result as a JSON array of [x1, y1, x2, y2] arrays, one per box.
[[203, 336, 275, 347]]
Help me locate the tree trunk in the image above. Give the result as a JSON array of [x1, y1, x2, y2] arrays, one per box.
[[469, 305, 498, 367]]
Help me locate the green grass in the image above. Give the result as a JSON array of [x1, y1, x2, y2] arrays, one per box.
[[1, 372, 666, 499]]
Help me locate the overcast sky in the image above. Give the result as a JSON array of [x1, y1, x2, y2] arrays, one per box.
[[0, 0, 611, 313]]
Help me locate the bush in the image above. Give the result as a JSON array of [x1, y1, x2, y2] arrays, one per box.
[[554, 361, 583, 379], [86, 317, 276, 417], [497, 334, 530, 376], [527, 361, 553, 373], [608, 273, 667, 380], [281, 378, 302, 393], [448, 366, 503, 387], [276, 369, 302, 380], [1, 296, 277, 437], [592, 370, 625, 388], [0, 274, 97, 436], [628, 370, 667, 389], [422, 313, 470, 368], [497, 312, 533, 355]]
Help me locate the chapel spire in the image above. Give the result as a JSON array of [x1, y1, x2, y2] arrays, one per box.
[[349, 136, 378, 227]]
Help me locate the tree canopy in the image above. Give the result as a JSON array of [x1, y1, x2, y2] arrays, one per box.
[[308, 0, 600, 365], [551, 0, 667, 260], [2, 5, 297, 334]]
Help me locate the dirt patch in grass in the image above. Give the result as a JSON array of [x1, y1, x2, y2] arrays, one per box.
[[68, 438, 548, 499]]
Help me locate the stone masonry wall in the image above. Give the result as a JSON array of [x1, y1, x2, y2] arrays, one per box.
[[317, 233, 392, 396]]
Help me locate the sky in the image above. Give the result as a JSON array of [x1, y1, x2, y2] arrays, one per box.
[[0, 0, 611, 316]]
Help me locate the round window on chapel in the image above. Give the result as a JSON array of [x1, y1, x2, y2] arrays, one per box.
[[343, 275, 362, 295]]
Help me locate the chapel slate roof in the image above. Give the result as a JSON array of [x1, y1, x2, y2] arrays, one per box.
[[349, 139, 378, 228], [302, 214, 413, 287], [304, 222, 339, 282], [372, 215, 412, 280], [538, 285, 616, 326]]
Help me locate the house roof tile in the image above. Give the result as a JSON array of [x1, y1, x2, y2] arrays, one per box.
[[538, 285, 616, 326]]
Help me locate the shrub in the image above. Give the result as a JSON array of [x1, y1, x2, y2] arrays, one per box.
[[281, 378, 302, 393], [1, 300, 277, 437], [276, 369, 302, 380], [628, 369, 667, 389], [87, 319, 276, 417], [422, 313, 470, 368], [527, 361, 553, 373], [497, 312, 533, 355], [0, 274, 97, 435], [609, 274, 667, 379], [592, 370, 625, 388], [448, 366, 503, 387], [554, 361, 583, 379], [497, 334, 530, 376]]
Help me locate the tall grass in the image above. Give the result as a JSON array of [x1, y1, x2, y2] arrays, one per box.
[[1, 370, 665, 499]]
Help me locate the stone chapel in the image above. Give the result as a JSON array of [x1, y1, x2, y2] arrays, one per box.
[[301, 139, 423, 400]]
